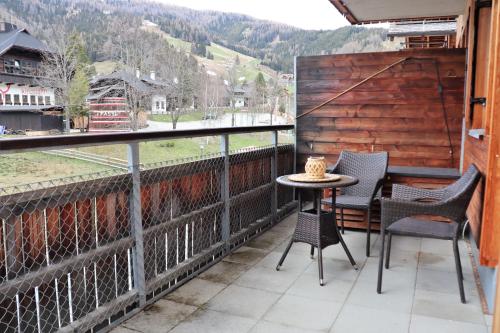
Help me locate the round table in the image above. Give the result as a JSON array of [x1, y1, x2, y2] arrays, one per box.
[[276, 174, 359, 286]]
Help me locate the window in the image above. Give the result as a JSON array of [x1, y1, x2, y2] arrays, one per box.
[[45, 96, 50, 105], [22, 95, 28, 105], [156, 101, 160, 110], [30, 95, 36, 105], [3, 58, 39, 76], [0, 94, 3, 105], [5, 94, 12, 105], [161, 101, 165, 109], [13, 94, 20, 105], [3, 59, 22, 74], [38, 96, 44, 105]]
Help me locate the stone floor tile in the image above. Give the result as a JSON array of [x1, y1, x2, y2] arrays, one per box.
[[119, 299, 197, 333], [330, 304, 410, 333], [256, 250, 313, 273], [286, 272, 354, 303], [245, 230, 290, 251], [360, 259, 417, 284], [418, 252, 473, 274], [420, 238, 455, 256], [234, 265, 299, 293], [263, 294, 342, 331], [223, 246, 269, 266], [412, 289, 485, 324], [165, 278, 226, 306], [346, 279, 414, 314], [169, 309, 256, 333], [206, 285, 281, 319], [304, 257, 362, 282], [416, 268, 478, 297], [320, 242, 368, 263], [249, 320, 325, 333], [409, 315, 489, 333], [198, 260, 250, 285], [335, 230, 378, 250]]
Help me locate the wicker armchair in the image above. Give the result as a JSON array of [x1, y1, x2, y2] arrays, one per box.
[[376, 164, 481, 303], [322, 151, 388, 257]]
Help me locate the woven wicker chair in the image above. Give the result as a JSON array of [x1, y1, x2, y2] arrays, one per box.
[[322, 151, 388, 257], [377, 164, 481, 303]]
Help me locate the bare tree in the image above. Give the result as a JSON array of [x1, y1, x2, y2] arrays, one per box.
[[37, 28, 80, 132], [155, 47, 200, 130], [225, 64, 239, 127]]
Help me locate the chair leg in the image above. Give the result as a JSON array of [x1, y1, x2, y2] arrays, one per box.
[[453, 238, 466, 303], [377, 230, 385, 294], [385, 232, 392, 269], [310, 245, 315, 259], [340, 208, 345, 234], [276, 239, 293, 271], [318, 245, 324, 286], [366, 208, 371, 257]]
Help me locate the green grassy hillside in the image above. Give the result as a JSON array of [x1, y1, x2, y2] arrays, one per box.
[[142, 22, 277, 82]]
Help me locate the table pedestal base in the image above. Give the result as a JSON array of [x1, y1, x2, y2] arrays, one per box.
[[276, 189, 358, 286]]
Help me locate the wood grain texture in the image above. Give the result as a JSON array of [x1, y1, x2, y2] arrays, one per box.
[[296, 48, 465, 172], [296, 49, 465, 233], [478, 0, 500, 269]]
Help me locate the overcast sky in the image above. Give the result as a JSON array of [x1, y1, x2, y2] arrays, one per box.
[[156, 0, 349, 30]]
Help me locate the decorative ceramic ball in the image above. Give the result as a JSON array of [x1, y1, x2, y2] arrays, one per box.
[[305, 156, 327, 179]]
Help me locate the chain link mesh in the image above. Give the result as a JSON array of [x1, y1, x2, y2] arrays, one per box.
[[0, 134, 295, 333]]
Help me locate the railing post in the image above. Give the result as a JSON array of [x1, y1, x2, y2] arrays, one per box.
[[127, 142, 146, 307], [271, 130, 278, 223], [220, 134, 230, 251]]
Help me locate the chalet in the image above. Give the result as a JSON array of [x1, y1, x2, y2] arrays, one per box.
[[88, 70, 171, 131], [388, 20, 457, 48], [0, 22, 62, 132], [232, 85, 250, 108]]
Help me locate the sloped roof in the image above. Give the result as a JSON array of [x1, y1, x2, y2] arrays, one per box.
[[329, 0, 464, 24], [91, 70, 152, 93], [0, 28, 50, 56], [91, 70, 171, 93], [388, 21, 457, 37]]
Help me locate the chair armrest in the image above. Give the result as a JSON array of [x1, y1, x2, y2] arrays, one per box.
[[391, 184, 445, 201], [380, 197, 462, 230], [370, 178, 386, 201]]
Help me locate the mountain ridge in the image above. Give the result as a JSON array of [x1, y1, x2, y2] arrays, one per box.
[[0, 0, 397, 72]]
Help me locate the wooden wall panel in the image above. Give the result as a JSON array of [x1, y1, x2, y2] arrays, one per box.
[[478, 0, 500, 269], [296, 48, 466, 172]]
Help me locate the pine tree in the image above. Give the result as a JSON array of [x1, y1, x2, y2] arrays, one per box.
[[68, 66, 89, 120]]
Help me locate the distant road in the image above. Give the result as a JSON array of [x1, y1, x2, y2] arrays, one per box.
[[140, 112, 290, 132]]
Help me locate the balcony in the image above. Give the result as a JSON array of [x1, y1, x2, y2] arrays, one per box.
[[112, 214, 490, 333], [0, 124, 492, 333], [0, 125, 296, 333]]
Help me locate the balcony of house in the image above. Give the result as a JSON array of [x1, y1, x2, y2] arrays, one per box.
[[0, 49, 497, 333]]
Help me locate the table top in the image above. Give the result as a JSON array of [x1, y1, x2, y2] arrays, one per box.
[[277, 174, 358, 189]]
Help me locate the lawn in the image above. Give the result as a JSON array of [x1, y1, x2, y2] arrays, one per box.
[[0, 132, 292, 186], [150, 112, 205, 123], [0, 152, 111, 187]]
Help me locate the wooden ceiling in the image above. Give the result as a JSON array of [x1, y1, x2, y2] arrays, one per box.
[[329, 0, 464, 24]]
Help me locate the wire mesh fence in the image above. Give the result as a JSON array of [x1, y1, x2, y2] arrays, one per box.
[[0, 129, 296, 333]]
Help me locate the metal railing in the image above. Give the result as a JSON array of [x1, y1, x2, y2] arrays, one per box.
[[0, 125, 296, 333]]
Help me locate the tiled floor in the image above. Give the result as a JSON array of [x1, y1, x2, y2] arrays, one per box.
[[112, 214, 492, 333]]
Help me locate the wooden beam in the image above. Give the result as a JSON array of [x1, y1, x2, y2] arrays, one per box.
[[328, 0, 359, 24], [479, 0, 500, 267]]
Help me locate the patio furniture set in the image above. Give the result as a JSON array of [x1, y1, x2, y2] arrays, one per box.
[[276, 151, 481, 303]]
